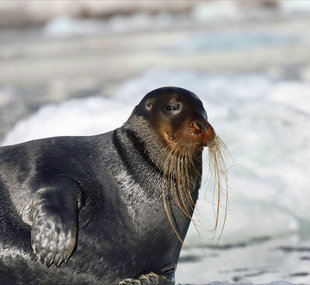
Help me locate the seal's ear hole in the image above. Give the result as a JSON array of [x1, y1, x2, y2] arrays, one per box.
[[145, 100, 152, 111]]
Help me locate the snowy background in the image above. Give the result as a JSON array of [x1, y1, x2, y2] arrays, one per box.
[[1, 1, 310, 284]]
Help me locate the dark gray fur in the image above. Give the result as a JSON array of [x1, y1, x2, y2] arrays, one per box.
[[0, 87, 205, 285]]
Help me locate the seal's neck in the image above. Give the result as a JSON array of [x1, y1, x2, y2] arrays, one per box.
[[122, 115, 173, 171], [123, 114, 202, 237]]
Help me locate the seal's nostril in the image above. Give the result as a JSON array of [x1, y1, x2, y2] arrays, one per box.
[[194, 121, 205, 131], [195, 122, 202, 130]]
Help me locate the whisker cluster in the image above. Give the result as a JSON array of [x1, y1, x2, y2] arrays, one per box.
[[161, 140, 201, 243], [161, 135, 230, 245]]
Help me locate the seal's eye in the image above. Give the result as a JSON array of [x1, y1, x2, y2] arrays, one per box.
[[166, 104, 176, 111], [165, 103, 181, 113]]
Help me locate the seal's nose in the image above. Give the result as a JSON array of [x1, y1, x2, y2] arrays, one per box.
[[203, 122, 215, 146]]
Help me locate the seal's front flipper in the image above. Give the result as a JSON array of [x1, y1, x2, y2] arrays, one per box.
[[31, 176, 81, 267], [119, 272, 175, 285]]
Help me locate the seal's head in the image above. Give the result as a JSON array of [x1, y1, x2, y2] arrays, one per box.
[[133, 87, 215, 152]]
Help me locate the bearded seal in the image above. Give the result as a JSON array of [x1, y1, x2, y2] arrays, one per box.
[[0, 87, 219, 285]]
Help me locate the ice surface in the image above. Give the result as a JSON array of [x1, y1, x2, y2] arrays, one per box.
[[280, 0, 310, 14], [168, 32, 304, 54], [191, 1, 239, 22], [41, 0, 310, 40], [43, 16, 103, 37], [2, 96, 131, 142], [43, 13, 184, 38]]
